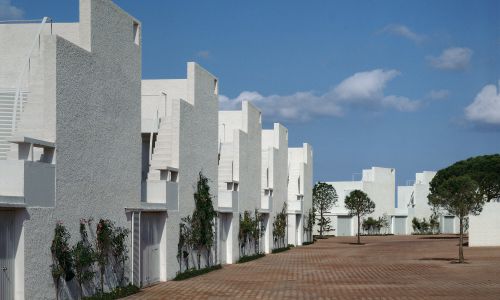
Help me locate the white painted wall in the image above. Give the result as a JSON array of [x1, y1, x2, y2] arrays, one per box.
[[0, 1, 142, 298], [469, 201, 500, 247], [287, 143, 313, 245], [262, 123, 289, 251], [141, 62, 219, 279], [219, 101, 262, 262]]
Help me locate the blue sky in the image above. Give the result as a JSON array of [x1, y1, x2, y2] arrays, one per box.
[[4, 0, 499, 185]]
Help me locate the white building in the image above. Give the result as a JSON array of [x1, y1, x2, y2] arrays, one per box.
[[218, 101, 263, 263], [321, 167, 395, 236], [468, 200, 500, 247], [261, 123, 289, 252], [0, 0, 142, 298], [0, 1, 315, 298], [396, 171, 458, 235], [287, 143, 313, 246], [140, 62, 219, 282]]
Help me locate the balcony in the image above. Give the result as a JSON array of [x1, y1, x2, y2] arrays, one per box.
[[145, 180, 178, 211], [259, 188, 273, 213], [0, 136, 56, 208], [0, 160, 55, 208], [288, 198, 303, 214], [218, 190, 238, 213]]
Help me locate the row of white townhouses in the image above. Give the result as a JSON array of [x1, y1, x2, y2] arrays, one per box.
[[318, 167, 461, 236], [0, 1, 313, 299]]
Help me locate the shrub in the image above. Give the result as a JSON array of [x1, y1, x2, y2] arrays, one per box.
[[82, 284, 139, 300]]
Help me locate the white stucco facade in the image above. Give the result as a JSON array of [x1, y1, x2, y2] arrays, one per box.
[[218, 101, 262, 263], [396, 171, 459, 235], [287, 143, 313, 246], [140, 62, 219, 281], [0, 1, 316, 298], [262, 123, 289, 251], [319, 167, 395, 236], [469, 200, 500, 247], [0, 0, 142, 298]]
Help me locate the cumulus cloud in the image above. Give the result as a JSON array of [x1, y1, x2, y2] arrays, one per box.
[[0, 0, 24, 20], [380, 24, 426, 44], [220, 69, 420, 122], [428, 47, 473, 70], [427, 89, 450, 100], [465, 81, 500, 125]]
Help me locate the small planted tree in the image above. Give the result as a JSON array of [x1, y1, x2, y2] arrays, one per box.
[[72, 219, 95, 298], [272, 202, 287, 248], [50, 222, 75, 300], [177, 216, 193, 272], [191, 172, 217, 269], [428, 176, 484, 263], [95, 219, 114, 293], [313, 182, 338, 238], [111, 226, 129, 286], [303, 208, 315, 243], [345, 190, 375, 244]]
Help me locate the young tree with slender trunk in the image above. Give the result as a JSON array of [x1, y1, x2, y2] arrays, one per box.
[[344, 190, 375, 244], [313, 182, 338, 238], [428, 176, 484, 263]]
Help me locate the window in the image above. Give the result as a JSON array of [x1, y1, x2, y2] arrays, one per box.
[[214, 79, 218, 95], [133, 21, 140, 45], [227, 182, 238, 191]]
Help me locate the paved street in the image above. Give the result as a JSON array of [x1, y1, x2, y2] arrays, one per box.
[[126, 235, 500, 299]]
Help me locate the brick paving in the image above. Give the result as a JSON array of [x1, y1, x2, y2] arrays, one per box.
[[125, 235, 500, 299]]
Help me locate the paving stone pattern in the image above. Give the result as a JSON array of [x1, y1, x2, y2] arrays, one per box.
[[126, 235, 500, 299]]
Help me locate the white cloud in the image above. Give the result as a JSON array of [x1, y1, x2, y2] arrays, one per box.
[[428, 47, 473, 70], [380, 24, 425, 44], [0, 0, 24, 20], [427, 89, 450, 100], [196, 50, 210, 59], [220, 69, 420, 122], [333, 69, 400, 101], [465, 81, 500, 125]]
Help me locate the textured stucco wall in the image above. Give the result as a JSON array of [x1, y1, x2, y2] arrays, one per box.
[[141, 62, 219, 279], [18, 1, 142, 299], [262, 123, 288, 250], [469, 201, 500, 247], [219, 101, 262, 261], [287, 144, 313, 245], [362, 167, 395, 219]]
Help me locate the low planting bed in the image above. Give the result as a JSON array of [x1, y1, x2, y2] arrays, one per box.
[[173, 264, 222, 281], [82, 284, 139, 300], [237, 253, 265, 264]]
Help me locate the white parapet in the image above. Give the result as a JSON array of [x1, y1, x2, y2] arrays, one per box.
[[0, 160, 54, 207], [288, 199, 303, 214], [145, 180, 178, 211], [218, 190, 238, 212]]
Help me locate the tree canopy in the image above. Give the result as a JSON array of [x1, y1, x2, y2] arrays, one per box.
[[429, 154, 500, 202]]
